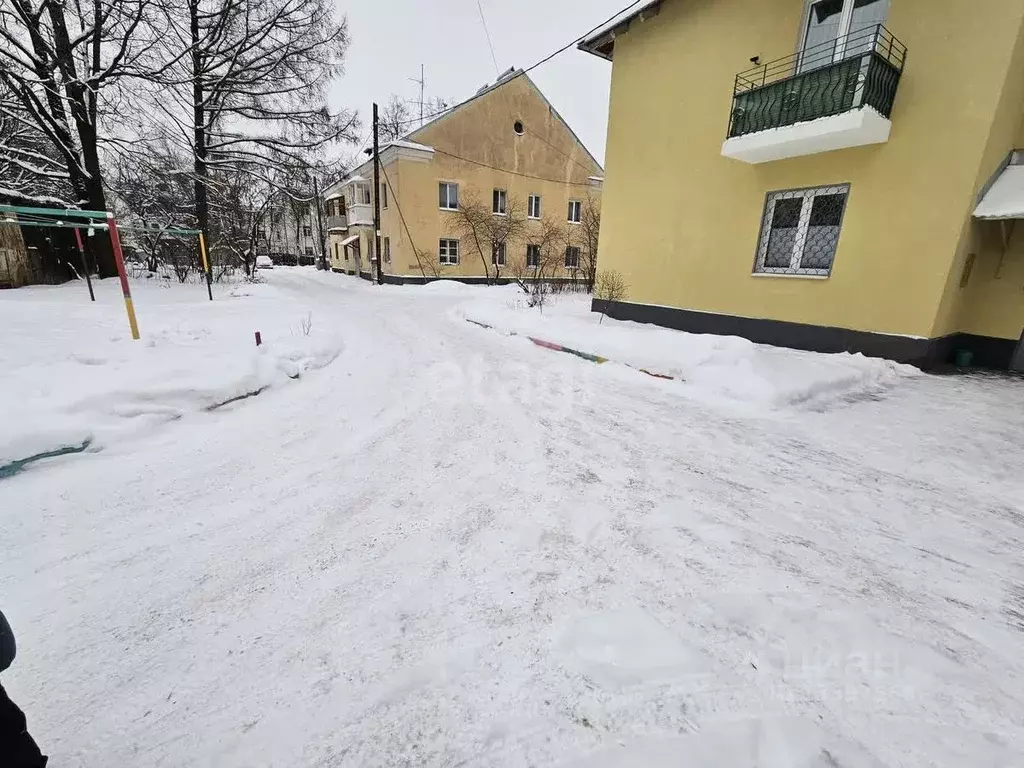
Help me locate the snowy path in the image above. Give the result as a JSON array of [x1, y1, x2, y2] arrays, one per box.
[[1, 270, 1023, 767]]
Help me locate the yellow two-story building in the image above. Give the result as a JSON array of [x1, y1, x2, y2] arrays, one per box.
[[324, 69, 603, 286], [583, 0, 1024, 370]]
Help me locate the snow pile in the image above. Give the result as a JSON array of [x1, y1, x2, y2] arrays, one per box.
[[0, 275, 341, 467], [455, 292, 919, 408]]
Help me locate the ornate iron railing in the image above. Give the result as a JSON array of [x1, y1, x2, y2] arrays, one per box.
[[727, 25, 907, 139]]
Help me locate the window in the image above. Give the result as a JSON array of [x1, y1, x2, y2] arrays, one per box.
[[528, 195, 542, 219], [304, 246, 314, 256], [302, 226, 312, 237], [564, 246, 580, 269], [568, 199, 582, 223], [256, 228, 266, 240], [439, 182, 459, 210], [493, 188, 507, 215], [383, 236, 391, 264], [381, 183, 388, 209], [526, 244, 541, 269], [357, 185, 371, 205], [799, 0, 889, 71], [754, 184, 849, 276], [439, 238, 459, 265], [492, 240, 506, 266], [339, 197, 347, 215]]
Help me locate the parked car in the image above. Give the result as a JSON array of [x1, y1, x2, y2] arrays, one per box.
[[256, 255, 274, 270]]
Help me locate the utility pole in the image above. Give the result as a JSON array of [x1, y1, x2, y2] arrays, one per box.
[[312, 175, 327, 271], [373, 102, 383, 286]]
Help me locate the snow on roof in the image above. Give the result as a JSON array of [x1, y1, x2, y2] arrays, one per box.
[[385, 139, 434, 153], [340, 234, 360, 246], [325, 193, 342, 201], [579, 0, 664, 60], [974, 163, 1024, 220]]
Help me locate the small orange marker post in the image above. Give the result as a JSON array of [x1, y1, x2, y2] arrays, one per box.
[[106, 214, 140, 340]]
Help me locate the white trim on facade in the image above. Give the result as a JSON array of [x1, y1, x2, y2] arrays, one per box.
[[721, 107, 892, 164]]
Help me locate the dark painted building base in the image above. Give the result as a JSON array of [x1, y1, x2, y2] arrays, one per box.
[[378, 274, 587, 287], [592, 299, 1020, 371]]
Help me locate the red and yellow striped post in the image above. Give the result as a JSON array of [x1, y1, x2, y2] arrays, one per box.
[[106, 214, 140, 340]]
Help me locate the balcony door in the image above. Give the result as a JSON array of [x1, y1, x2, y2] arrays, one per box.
[[798, 0, 889, 73]]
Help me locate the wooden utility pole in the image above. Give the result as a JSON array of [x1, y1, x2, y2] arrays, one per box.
[[373, 102, 383, 286]]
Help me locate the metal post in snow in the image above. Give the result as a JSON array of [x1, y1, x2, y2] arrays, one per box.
[[73, 227, 95, 302], [106, 214, 140, 340]]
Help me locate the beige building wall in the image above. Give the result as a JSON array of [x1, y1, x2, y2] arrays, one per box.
[[328, 73, 603, 283], [595, 0, 1024, 347]]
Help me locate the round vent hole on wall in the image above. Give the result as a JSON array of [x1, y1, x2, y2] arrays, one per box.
[[513, 120, 524, 135]]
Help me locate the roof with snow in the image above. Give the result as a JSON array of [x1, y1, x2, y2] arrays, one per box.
[[579, 0, 664, 60], [975, 154, 1024, 220]]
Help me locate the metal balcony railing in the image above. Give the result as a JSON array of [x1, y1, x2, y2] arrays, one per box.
[[727, 25, 907, 139]]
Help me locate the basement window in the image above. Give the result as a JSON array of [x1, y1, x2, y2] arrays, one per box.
[[753, 184, 849, 276]]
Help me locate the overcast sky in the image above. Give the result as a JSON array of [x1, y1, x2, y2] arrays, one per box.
[[327, 0, 627, 167]]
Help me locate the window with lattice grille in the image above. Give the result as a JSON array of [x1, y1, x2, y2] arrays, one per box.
[[754, 185, 849, 276]]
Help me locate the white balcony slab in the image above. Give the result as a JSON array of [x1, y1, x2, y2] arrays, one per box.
[[721, 107, 891, 164]]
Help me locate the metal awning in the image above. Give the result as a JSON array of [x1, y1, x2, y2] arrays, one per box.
[[975, 152, 1024, 220], [340, 234, 359, 247]]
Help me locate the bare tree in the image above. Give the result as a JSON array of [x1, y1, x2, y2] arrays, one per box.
[[453, 190, 527, 284], [111, 139, 195, 272], [148, 0, 359, 281], [579, 193, 602, 291], [379, 95, 410, 143], [511, 216, 566, 310], [593, 269, 628, 323], [0, 0, 156, 275]]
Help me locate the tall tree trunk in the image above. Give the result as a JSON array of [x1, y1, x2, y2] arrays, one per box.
[[190, 0, 210, 280]]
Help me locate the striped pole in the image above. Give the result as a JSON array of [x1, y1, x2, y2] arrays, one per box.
[[106, 214, 140, 340], [198, 231, 213, 300]]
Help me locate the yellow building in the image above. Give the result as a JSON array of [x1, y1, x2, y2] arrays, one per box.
[[582, 0, 1024, 370], [324, 69, 603, 286]]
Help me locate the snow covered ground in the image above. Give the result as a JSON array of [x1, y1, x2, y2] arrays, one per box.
[[1, 270, 1022, 767], [454, 289, 919, 410]]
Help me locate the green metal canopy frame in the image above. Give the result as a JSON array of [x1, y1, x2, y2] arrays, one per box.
[[0, 204, 215, 339]]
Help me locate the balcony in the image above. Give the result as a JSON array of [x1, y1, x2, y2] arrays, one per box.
[[326, 214, 348, 231], [347, 202, 373, 227], [721, 25, 907, 164]]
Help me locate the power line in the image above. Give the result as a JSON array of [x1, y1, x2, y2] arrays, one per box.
[[392, 0, 647, 130], [476, 0, 501, 77], [431, 148, 598, 186]]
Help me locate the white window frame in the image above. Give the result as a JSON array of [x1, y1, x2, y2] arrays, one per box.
[[439, 182, 459, 211], [526, 244, 541, 268], [493, 188, 507, 216], [439, 238, 459, 265], [568, 199, 582, 224], [528, 194, 542, 219], [753, 184, 850, 277], [492, 240, 506, 267], [564, 245, 580, 269], [357, 184, 371, 205], [383, 236, 391, 264], [798, 0, 889, 70]]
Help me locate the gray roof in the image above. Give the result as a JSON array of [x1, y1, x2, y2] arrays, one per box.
[[578, 0, 664, 61]]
